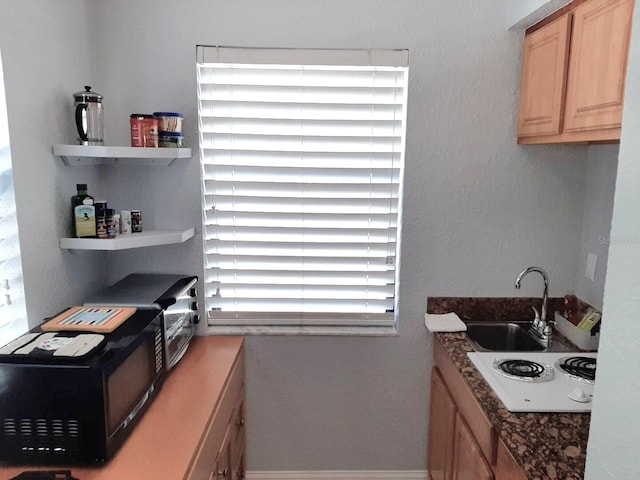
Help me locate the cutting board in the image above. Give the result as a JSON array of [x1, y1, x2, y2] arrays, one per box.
[[41, 306, 137, 333]]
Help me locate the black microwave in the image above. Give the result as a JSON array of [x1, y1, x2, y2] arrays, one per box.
[[0, 308, 165, 464]]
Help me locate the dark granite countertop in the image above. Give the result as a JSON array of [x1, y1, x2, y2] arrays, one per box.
[[428, 297, 591, 480], [435, 333, 590, 480]]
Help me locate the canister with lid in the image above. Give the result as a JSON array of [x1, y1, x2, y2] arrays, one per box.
[[159, 132, 184, 148], [153, 112, 183, 133]]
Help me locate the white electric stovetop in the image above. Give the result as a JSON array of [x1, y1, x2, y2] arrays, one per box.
[[467, 351, 597, 413]]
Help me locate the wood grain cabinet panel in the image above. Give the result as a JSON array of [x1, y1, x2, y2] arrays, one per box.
[[517, 0, 635, 144], [493, 439, 528, 480], [451, 413, 494, 480], [429, 339, 496, 480], [428, 367, 456, 480], [187, 353, 245, 480], [564, 0, 635, 132], [517, 14, 571, 137]]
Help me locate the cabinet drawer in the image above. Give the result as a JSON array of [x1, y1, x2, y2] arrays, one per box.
[[434, 338, 496, 463], [187, 349, 245, 480]]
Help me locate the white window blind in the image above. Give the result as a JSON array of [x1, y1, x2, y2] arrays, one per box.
[[0, 50, 28, 347], [196, 47, 408, 329]]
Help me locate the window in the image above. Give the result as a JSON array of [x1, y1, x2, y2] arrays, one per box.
[[0, 50, 28, 347], [196, 47, 408, 333]]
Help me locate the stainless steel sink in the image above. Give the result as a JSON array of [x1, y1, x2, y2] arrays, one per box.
[[465, 322, 546, 352]]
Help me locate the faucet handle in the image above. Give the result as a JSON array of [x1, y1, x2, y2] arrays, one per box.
[[530, 305, 541, 328], [530, 305, 540, 319]]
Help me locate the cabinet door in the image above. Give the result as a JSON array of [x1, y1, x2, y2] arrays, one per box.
[[211, 430, 232, 480], [564, 0, 635, 132], [517, 14, 571, 138], [428, 368, 456, 480], [451, 413, 493, 480], [230, 389, 246, 480], [493, 439, 528, 480]]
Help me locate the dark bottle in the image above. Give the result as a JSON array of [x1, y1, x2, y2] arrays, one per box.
[[95, 200, 108, 239], [71, 183, 96, 238]]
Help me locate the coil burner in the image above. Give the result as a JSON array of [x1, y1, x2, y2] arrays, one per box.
[[492, 358, 555, 383], [555, 356, 596, 384]]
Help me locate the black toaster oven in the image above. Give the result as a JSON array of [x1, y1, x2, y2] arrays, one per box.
[[83, 274, 199, 370]]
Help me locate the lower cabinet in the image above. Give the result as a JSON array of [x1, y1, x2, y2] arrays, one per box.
[[188, 351, 246, 480], [212, 388, 246, 480], [451, 413, 493, 480], [428, 367, 493, 480], [427, 368, 456, 480], [428, 337, 523, 480], [493, 439, 528, 480]]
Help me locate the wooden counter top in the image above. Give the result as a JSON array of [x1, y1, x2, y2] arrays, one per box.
[[0, 336, 245, 480]]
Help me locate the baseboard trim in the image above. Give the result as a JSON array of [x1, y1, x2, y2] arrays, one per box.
[[246, 471, 428, 480]]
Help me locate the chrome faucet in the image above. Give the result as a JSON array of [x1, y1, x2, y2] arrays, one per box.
[[514, 266, 552, 347]]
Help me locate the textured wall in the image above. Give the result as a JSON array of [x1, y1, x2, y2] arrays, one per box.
[[584, 4, 640, 478], [88, 0, 589, 470], [0, 0, 107, 327], [574, 145, 618, 310]]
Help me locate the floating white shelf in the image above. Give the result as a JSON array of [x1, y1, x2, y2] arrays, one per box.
[[53, 144, 192, 166], [60, 228, 195, 251]]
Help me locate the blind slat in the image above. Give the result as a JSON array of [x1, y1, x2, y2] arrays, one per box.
[[205, 269, 395, 285], [205, 254, 395, 271], [204, 211, 397, 228]]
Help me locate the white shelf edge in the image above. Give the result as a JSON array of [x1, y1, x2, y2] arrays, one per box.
[[53, 144, 192, 166], [60, 228, 195, 251]]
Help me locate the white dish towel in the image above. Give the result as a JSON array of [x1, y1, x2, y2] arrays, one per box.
[[424, 312, 467, 332]]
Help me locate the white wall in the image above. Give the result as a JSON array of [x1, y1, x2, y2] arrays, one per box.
[[0, 0, 107, 327], [584, 3, 640, 477], [574, 145, 618, 309], [88, 0, 589, 470]]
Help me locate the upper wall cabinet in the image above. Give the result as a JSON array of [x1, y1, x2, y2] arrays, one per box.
[[517, 15, 572, 138], [517, 0, 635, 144]]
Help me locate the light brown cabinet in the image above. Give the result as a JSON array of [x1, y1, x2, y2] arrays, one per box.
[[517, 0, 635, 144], [428, 337, 520, 480], [493, 439, 528, 480], [517, 14, 571, 138], [427, 368, 456, 480], [428, 339, 497, 480], [188, 350, 245, 480], [451, 413, 493, 480]]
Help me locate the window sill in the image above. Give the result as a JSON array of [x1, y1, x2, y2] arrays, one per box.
[[202, 325, 398, 337]]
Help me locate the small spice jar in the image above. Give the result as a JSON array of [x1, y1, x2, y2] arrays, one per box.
[[106, 209, 117, 238], [131, 209, 142, 233], [95, 201, 108, 239]]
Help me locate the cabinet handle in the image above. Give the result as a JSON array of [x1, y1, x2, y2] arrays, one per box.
[[236, 418, 245, 427], [236, 471, 246, 479], [216, 469, 229, 479]]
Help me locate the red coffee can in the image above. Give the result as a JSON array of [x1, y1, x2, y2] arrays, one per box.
[[130, 114, 159, 147]]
